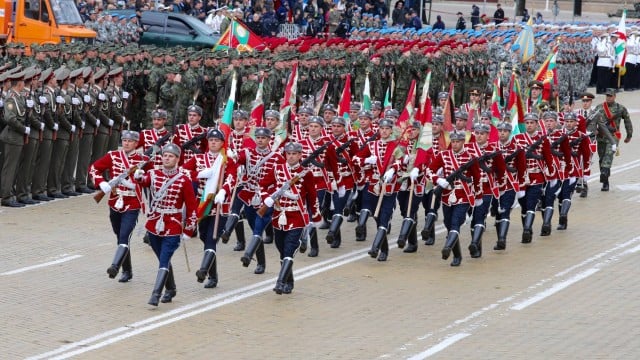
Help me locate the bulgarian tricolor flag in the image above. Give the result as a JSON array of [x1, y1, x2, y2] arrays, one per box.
[[439, 82, 455, 148], [507, 72, 526, 136], [215, 19, 265, 52], [272, 63, 297, 151], [362, 73, 372, 111], [416, 71, 432, 124], [197, 72, 236, 220], [250, 76, 264, 127], [614, 10, 628, 75], [490, 76, 502, 124], [383, 87, 392, 111], [533, 45, 558, 102], [338, 74, 351, 127], [396, 79, 416, 131]]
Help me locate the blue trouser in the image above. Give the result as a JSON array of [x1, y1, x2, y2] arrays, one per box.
[[397, 189, 424, 220], [558, 179, 577, 202], [244, 205, 273, 236], [541, 180, 562, 208], [362, 190, 397, 229], [274, 228, 303, 259], [109, 208, 139, 246], [148, 233, 180, 269], [332, 188, 352, 216], [497, 190, 516, 221], [199, 215, 224, 250], [519, 183, 543, 215], [471, 194, 492, 227], [442, 203, 470, 233]]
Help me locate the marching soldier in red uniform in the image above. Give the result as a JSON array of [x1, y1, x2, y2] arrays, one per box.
[[347, 110, 378, 223], [260, 142, 322, 295], [421, 115, 445, 245], [558, 112, 591, 230], [325, 116, 358, 249], [513, 113, 554, 244], [133, 144, 198, 306], [465, 123, 505, 258], [539, 111, 573, 237], [492, 122, 526, 251], [574, 92, 596, 197], [237, 127, 285, 274], [89, 130, 149, 283], [173, 105, 207, 164], [353, 118, 403, 262], [182, 129, 238, 288], [291, 105, 313, 142], [427, 130, 481, 267], [299, 115, 333, 256], [139, 109, 171, 169]]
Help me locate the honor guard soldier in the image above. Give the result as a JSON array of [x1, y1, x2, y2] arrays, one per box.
[[465, 123, 505, 257], [574, 92, 596, 197], [0, 70, 28, 207], [291, 105, 313, 142], [558, 112, 591, 230], [237, 127, 285, 275], [348, 109, 378, 223], [299, 115, 333, 256], [325, 116, 358, 249], [421, 115, 445, 245], [140, 109, 171, 169], [539, 111, 573, 237], [89, 130, 150, 283], [453, 110, 475, 142], [427, 130, 481, 266], [182, 128, 238, 288], [321, 104, 337, 126], [493, 121, 526, 251], [174, 104, 207, 164], [260, 142, 322, 294], [133, 144, 198, 306], [513, 113, 554, 244], [264, 109, 283, 152], [353, 118, 403, 262], [590, 88, 633, 191]]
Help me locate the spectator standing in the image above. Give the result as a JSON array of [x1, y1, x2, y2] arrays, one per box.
[[455, 11, 466, 30], [392, 0, 406, 27], [432, 14, 444, 30], [470, 4, 479, 27], [494, 3, 504, 24]]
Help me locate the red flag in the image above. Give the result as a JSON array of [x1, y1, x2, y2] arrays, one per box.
[[337, 74, 351, 119], [417, 71, 432, 124], [250, 76, 265, 127], [533, 45, 558, 102], [439, 82, 455, 148], [397, 79, 416, 130], [214, 19, 266, 52]]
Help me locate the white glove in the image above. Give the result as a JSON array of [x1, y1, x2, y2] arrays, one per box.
[[99, 181, 112, 193], [549, 179, 558, 188], [39, 96, 48, 104], [111, 95, 118, 103], [72, 97, 81, 105], [475, 198, 484, 207], [364, 155, 377, 165], [26, 99, 34, 108], [403, 154, 410, 164], [436, 178, 450, 189], [611, 144, 617, 152], [81, 121, 86, 129], [569, 177, 576, 185], [0, 99, 3, 107], [96, 120, 100, 128], [409, 168, 420, 182], [264, 197, 275, 208], [108, 119, 114, 127], [24, 127, 31, 136], [122, 91, 130, 99], [197, 167, 215, 179], [181, 233, 191, 243], [517, 190, 526, 199], [120, 178, 136, 190], [40, 123, 45, 131], [53, 123, 59, 131], [56, 95, 65, 104], [134, 169, 145, 180], [330, 180, 338, 192], [214, 189, 226, 204], [383, 168, 395, 183], [98, 93, 106, 101], [83, 95, 91, 103], [337, 185, 346, 198], [282, 190, 299, 200], [71, 125, 76, 133]]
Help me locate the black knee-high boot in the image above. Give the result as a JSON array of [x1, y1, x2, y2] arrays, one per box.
[[355, 209, 370, 241], [397, 217, 415, 249], [368, 226, 387, 259], [221, 213, 240, 244], [107, 244, 129, 280], [422, 211, 437, 245], [148, 268, 169, 306], [557, 199, 571, 230], [233, 219, 246, 251], [273, 258, 293, 295], [196, 249, 216, 283], [469, 224, 484, 258], [161, 266, 176, 303]]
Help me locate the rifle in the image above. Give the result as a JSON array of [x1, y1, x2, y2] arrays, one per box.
[[524, 133, 548, 160], [549, 133, 568, 157], [432, 154, 482, 197], [334, 137, 356, 165], [357, 130, 380, 152], [181, 131, 207, 154], [256, 143, 328, 217], [93, 135, 166, 204], [476, 150, 502, 174], [305, 140, 331, 169]]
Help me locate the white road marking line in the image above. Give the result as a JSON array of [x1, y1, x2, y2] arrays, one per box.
[[510, 268, 600, 311], [0, 255, 83, 276], [406, 333, 471, 360]]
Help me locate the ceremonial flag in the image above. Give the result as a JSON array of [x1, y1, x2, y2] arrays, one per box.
[[507, 72, 526, 136], [215, 19, 265, 52], [313, 80, 329, 116], [383, 87, 392, 110], [362, 73, 372, 111], [533, 45, 558, 102], [250, 76, 264, 127], [490, 76, 503, 124], [438, 82, 455, 148], [416, 71, 432, 124], [396, 79, 416, 130], [514, 16, 535, 63], [614, 10, 628, 74], [338, 74, 351, 120], [273, 63, 297, 151], [197, 72, 236, 220]]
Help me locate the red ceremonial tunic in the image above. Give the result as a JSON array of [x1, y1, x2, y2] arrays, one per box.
[[427, 147, 481, 206], [89, 150, 149, 212]]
